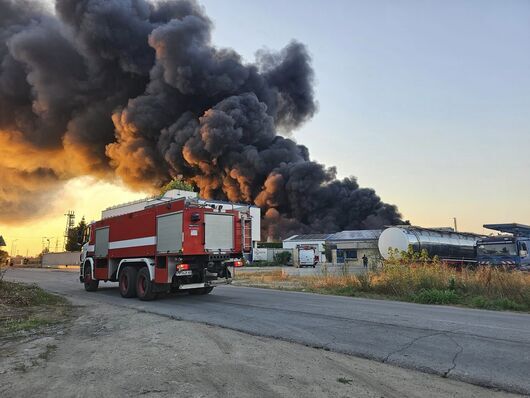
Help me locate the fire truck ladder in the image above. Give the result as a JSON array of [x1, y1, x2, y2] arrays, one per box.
[[241, 215, 252, 252]]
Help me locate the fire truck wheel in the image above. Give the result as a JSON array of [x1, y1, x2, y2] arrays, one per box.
[[119, 266, 138, 298], [136, 267, 156, 301], [84, 265, 99, 292], [188, 287, 214, 295]]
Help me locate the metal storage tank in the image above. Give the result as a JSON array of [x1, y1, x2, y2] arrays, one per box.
[[378, 227, 481, 261]]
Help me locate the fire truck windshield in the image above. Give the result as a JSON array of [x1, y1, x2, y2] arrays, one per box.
[[477, 242, 517, 256]]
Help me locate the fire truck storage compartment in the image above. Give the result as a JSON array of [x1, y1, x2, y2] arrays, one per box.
[[95, 227, 109, 258], [205, 213, 234, 251], [157, 212, 183, 253]]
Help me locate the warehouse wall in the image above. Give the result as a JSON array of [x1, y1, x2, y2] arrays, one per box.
[[329, 239, 382, 267]]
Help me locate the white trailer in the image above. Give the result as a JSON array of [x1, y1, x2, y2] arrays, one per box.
[[294, 246, 317, 268]]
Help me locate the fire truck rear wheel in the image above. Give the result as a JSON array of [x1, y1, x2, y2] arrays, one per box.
[[189, 287, 214, 295], [119, 266, 138, 298], [136, 267, 156, 301], [84, 264, 99, 292]]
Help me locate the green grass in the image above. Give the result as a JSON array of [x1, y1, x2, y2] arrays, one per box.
[[470, 296, 525, 311], [410, 289, 460, 305], [2, 317, 56, 333]]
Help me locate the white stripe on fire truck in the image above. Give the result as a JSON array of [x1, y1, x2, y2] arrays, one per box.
[[108, 236, 156, 250]]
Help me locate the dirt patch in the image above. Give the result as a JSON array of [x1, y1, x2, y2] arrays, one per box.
[[0, 280, 73, 376], [0, 297, 516, 397], [0, 281, 71, 336]]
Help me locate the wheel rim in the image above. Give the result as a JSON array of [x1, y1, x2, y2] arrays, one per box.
[[138, 274, 146, 296], [120, 273, 128, 292]]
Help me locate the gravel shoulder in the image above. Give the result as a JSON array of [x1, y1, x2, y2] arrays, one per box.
[[0, 296, 518, 398]]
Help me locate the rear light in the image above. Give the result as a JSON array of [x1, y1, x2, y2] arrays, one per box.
[[178, 264, 190, 271], [234, 260, 243, 267]]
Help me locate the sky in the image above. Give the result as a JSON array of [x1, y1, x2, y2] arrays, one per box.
[[1, 0, 529, 256]]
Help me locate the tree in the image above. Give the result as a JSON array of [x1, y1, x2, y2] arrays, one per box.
[[160, 178, 195, 194], [0, 249, 8, 267], [66, 217, 87, 252]]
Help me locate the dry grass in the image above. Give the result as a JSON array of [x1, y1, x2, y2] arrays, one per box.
[[235, 263, 530, 312], [235, 269, 304, 290]]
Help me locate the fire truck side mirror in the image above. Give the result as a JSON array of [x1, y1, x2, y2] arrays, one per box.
[[77, 227, 85, 244]]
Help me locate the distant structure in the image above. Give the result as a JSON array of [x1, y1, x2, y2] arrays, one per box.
[[63, 210, 75, 250], [0, 235, 6, 247], [326, 230, 383, 266], [282, 234, 332, 262]]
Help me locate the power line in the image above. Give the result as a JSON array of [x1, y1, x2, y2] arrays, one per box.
[[64, 210, 75, 250]]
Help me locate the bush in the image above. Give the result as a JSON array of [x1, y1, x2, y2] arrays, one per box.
[[274, 251, 291, 265], [356, 272, 372, 291], [370, 262, 452, 297], [411, 288, 460, 305], [257, 242, 283, 248]]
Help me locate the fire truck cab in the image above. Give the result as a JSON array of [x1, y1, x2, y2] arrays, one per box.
[[79, 190, 257, 300]]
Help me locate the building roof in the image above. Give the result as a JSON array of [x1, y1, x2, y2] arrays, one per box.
[[327, 230, 383, 241], [283, 234, 333, 242], [484, 223, 530, 238]]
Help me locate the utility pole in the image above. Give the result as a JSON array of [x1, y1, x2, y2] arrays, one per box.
[[453, 217, 458, 232], [41, 237, 51, 253], [10, 239, 18, 257]]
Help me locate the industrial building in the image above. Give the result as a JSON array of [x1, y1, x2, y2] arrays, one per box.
[[325, 230, 383, 266], [282, 234, 332, 262]]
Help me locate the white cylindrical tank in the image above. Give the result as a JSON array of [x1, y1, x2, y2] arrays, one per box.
[[378, 227, 479, 261]]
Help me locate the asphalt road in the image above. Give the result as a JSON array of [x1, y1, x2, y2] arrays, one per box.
[[6, 268, 530, 395]]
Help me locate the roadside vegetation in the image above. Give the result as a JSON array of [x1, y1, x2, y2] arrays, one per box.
[[0, 267, 71, 337], [237, 249, 530, 312], [246, 251, 292, 267]]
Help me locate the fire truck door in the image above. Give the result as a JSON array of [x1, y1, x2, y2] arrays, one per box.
[[94, 227, 109, 279], [204, 213, 234, 251], [156, 212, 183, 254]]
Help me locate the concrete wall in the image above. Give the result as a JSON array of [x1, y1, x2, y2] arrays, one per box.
[[42, 251, 81, 267], [331, 248, 381, 267]]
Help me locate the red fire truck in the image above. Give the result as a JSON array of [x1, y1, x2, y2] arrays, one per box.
[[79, 192, 254, 300]]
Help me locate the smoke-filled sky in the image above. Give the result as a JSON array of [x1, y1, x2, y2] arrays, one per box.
[[1, 0, 529, 255]]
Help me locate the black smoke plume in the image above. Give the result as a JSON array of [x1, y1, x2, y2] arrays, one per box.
[[0, 0, 402, 238]]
